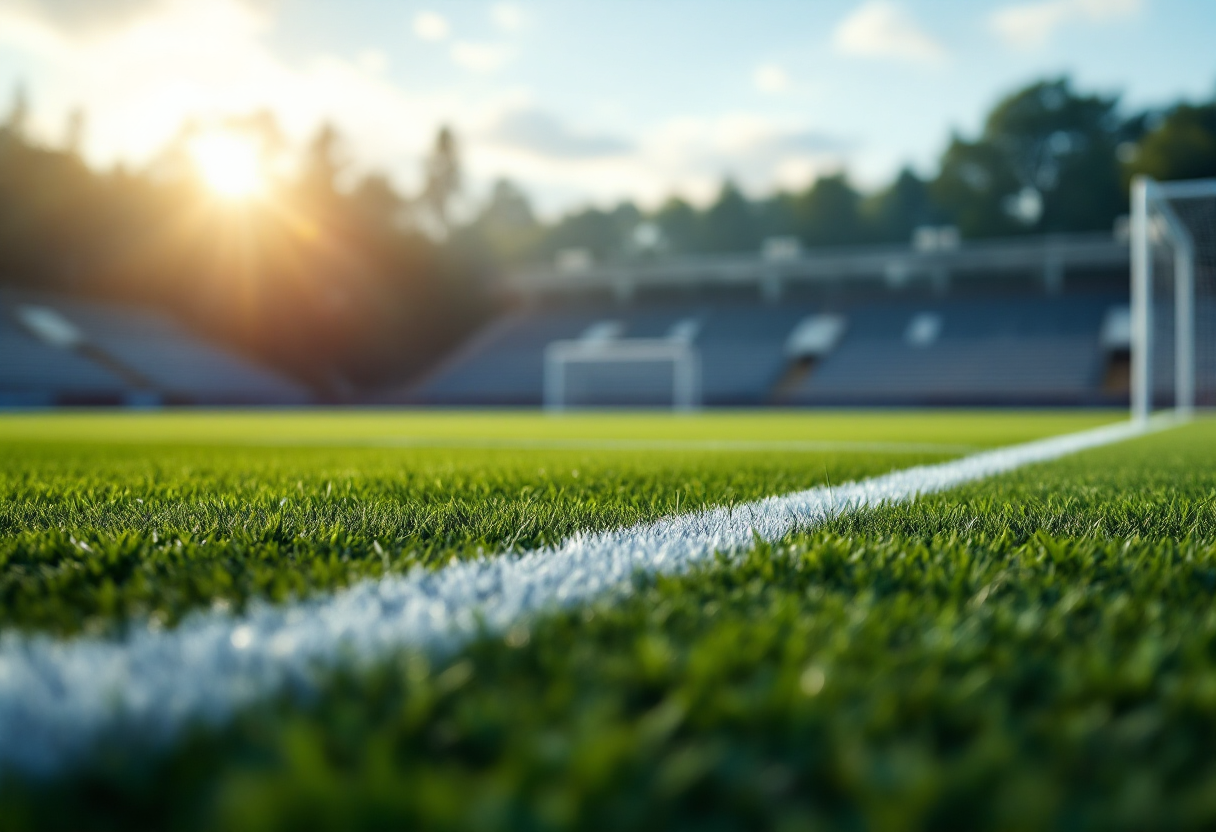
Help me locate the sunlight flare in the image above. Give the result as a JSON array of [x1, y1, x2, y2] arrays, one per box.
[[188, 130, 264, 198]]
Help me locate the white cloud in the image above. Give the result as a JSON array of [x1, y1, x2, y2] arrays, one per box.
[[412, 10, 449, 41], [450, 40, 512, 73], [483, 107, 630, 159], [0, 0, 857, 218], [491, 3, 522, 32], [0, 0, 477, 190], [0, 0, 169, 34], [462, 106, 854, 217], [752, 64, 789, 95], [833, 1, 946, 65], [990, 0, 1142, 49], [642, 114, 849, 204], [356, 48, 389, 75]]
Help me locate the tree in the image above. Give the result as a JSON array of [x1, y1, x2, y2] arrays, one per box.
[[1128, 102, 1216, 182], [351, 173, 409, 232], [301, 122, 345, 200], [463, 178, 541, 262], [864, 168, 938, 243], [480, 179, 536, 232], [539, 201, 640, 262], [63, 108, 85, 156], [932, 136, 1022, 238], [793, 173, 863, 247], [652, 196, 704, 254], [422, 125, 461, 237], [704, 180, 760, 253], [3, 83, 28, 140], [754, 193, 798, 241], [932, 77, 1124, 237]]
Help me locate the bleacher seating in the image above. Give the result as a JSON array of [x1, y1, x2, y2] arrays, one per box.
[[787, 296, 1116, 405], [0, 307, 127, 406], [45, 296, 310, 404], [416, 309, 612, 405], [413, 293, 1127, 407], [415, 305, 809, 406], [0, 291, 311, 406], [696, 306, 810, 404]]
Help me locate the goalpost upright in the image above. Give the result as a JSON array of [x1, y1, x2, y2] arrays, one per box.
[[1130, 175, 1215, 422]]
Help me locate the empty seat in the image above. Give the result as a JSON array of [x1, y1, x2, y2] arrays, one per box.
[[413, 293, 1126, 407], [0, 291, 311, 405]]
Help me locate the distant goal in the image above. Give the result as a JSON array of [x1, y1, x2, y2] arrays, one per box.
[[543, 339, 701, 410], [1130, 176, 1216, 419]]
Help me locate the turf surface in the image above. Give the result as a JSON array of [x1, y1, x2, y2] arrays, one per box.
[[0, 411, 1108, 636], [0, 409, 1115, 447], [10, 410, 1212, 832]]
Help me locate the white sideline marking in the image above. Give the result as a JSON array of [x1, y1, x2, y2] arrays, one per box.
[[0, 418, 1165, 777]]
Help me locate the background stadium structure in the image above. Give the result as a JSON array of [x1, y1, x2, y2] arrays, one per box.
[[0, 290, 309, 407], [413, 230, 1133, 408], [7, 184, 1215, 412]]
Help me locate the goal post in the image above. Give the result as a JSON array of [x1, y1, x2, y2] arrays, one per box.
[[1130, 175, 1215, 421], [544, 338, 701, 411]]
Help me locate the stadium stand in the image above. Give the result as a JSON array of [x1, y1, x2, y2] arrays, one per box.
[[412, 231, 1134, 407], [783, 295, 1120, 406], [0, 291, 311, 406], [3, 232, 1145, 409], [0, 303, 129, 407], [416, 309, 611, 405]]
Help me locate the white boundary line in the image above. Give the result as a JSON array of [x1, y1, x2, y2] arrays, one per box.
[[0, 417, 1169, 777]]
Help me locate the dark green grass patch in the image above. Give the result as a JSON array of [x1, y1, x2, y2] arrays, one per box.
[[0, 437, 928, 636], [3, 420, 1215, 832]]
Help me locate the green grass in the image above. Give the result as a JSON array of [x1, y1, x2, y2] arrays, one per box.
[[12, 410, 1213, 832], [0, 411, 1108, 637], [0, 409, 1115, 447]]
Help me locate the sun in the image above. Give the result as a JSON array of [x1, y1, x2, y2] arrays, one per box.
[[189, 130, 264, 199]]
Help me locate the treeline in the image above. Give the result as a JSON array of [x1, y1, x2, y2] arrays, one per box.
[[0, 105, 484, 395], [459, 77, 1216, 265], [1, 75, 1213, 393]]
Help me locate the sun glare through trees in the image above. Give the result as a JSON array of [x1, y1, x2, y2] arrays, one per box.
[[188, 130, 265, 200]]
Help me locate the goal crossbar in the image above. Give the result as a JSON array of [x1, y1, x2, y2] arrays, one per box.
[[544, 338, 701, 411]]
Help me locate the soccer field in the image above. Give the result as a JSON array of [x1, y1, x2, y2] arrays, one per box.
[[3, 410, 1215, 831]]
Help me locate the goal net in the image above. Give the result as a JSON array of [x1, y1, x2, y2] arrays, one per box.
[[1130, 176, 1216, 419], [543, 339, 700, 410]]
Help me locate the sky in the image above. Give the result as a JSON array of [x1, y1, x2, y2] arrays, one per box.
[[0, 0, 1213, 217]]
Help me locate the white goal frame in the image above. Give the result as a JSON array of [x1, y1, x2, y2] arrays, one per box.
[[543, 339, 701, 411], [1130, 175, 1214, 421]]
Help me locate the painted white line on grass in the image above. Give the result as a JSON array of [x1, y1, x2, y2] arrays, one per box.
[[0, 417, 1166, 777]]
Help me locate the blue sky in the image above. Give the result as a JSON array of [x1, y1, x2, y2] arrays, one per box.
[[0, 0, 1213, 216]]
